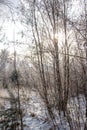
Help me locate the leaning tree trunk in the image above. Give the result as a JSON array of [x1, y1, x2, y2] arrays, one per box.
[[84, 49, 87, 130], [84, 0, 87, 129]]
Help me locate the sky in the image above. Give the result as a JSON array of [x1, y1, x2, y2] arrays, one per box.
[[0, 0, 85, 56], [0, 0, 32, 56], [68, 0, 84, 19]]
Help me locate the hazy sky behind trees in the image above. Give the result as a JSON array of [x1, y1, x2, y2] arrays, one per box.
[[0, 0, 32, 55], [0, 0, 85, 55]]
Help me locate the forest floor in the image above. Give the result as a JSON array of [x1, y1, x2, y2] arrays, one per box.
[[22, 90, 86, 130], [0, 88, 86, 130]]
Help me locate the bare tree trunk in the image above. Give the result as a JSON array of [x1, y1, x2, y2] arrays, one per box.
[[84, 0, 87, 129], [13, 40, 23, 130], [32, 1, 56, 129], [63, 0, 70, 116]]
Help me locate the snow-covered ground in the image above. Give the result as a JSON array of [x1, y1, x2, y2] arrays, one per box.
[[0, 88, 86, 130], [22, 91, 86, 130]]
